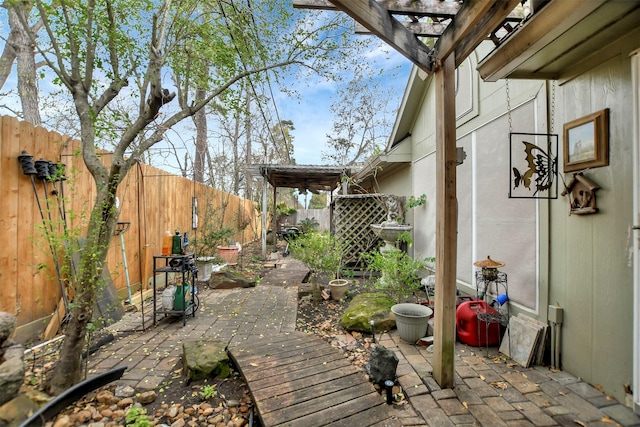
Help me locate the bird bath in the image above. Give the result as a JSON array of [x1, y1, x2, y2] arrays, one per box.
[[371, 222, 412, 253]]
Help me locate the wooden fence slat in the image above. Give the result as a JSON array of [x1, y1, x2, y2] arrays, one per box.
[[0, 117, 262, 335], [0, 117, 21, 317]]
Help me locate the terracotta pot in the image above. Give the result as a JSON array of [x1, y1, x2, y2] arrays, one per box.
[[329, 279, 349, 300], [217, 246, 239, 265]]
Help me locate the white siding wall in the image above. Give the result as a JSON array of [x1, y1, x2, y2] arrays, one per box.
[[409, 55, 543, 310]]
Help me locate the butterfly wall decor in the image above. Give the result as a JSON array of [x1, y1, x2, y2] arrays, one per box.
[[509, 133, 558, 199]]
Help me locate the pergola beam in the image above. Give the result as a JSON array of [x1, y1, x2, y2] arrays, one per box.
[[328, 0, 434, 73], [434, 0, 521, 67], [294, 0, 460, 16], [293, 0, 522, 390]]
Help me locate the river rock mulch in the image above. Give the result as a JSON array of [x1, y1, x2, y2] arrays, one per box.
[[26, 297, 375, 427]]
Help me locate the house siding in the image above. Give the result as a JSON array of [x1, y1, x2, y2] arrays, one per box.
[[550, 54, 634, 403], [385, 50, 634, 404]]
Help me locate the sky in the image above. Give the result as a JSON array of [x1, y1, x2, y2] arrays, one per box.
[[278, 49, 412, 166], [0, 3, 414, 174]]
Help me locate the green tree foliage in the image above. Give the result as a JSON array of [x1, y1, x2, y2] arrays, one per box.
[[308, 192, 327, 209], [11, 0, 375, 394]]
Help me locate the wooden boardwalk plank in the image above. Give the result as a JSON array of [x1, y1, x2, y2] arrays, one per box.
[[257, 372, 368, 414], [264, 386, 377, 426], [229, 331, 399, 427], [242, 351, 348, 382], [232, 340, 333, 366], [272, 392, 388, 427], [251, 363, 357, 401]]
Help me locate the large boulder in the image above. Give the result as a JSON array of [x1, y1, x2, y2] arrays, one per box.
[[209, 271, 257, 289], [340, 293, 395, 333], [182, 339, 230, 381]]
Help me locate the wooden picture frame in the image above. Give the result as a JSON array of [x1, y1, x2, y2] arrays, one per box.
[[563, 108, 609, 172]]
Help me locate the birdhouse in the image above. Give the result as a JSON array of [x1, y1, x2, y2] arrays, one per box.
[[473, 256, 505, 281], [560, 172, 600, 215]]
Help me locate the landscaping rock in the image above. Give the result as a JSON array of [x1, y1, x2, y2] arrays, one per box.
[[209, 271, 257, 289], [0, 356, 24, 407], [115, 385, 135, 398], [366, 345, 398, 385], [2, 344, 24, 361], [137, 390, 157, 404], [340, 293, 395, 333], [182, 339, 230, 381], [0, 312, 16, 343], [0, 394, 40, 427]]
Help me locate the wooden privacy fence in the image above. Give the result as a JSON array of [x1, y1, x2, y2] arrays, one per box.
[[0, 116, 261, 338]]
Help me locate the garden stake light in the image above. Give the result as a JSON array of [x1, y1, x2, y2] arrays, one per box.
[[384, 380, 394, 404], [370, 319, 376, 343]]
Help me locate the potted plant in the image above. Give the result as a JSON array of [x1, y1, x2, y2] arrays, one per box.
[[361, 246, 432, 342], [193, 205, 236, 276], [288, 230, 346, 301]]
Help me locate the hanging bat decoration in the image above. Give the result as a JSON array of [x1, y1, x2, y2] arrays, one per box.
[[512, 141, 557, 196]]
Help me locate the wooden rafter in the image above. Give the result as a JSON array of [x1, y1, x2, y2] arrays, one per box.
[[328, 0, 434, 72], [293, 0, 460, 16], [294, 0, 524, 75], [293, 0, 526, 392], [445, 0, 522, 67]]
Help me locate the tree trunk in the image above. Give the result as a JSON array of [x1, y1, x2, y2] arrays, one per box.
[[47, 177, 120, 394], [244, 86, 252, 200], [8, 5, 41, 126], [232, 108, 240, 195], [193, 88, 207, 183]]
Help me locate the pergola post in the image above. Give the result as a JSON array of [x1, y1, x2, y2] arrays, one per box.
[[262, 175, 268, 258], [432, 54, 458, 388], [272, 185, 278, 248]]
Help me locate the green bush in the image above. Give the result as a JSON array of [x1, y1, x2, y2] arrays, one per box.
[[361, 247, 426, 302], [289, 231, 344, 280]]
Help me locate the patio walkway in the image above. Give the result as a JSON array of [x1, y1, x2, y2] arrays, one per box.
[[87, 259, 640, 426], [230, 331, 399, 426]]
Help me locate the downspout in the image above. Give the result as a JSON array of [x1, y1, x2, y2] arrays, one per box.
[[631, 49, 640, 414]]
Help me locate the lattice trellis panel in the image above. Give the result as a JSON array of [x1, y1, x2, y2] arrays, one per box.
[[333, 194, 403, 266]]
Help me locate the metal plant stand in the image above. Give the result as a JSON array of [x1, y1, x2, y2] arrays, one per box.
[[475, 270, 509, 357], [152, 253, 198, 326]]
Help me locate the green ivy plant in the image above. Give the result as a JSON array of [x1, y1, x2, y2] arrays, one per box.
[[125, 407, 151, 427], [406, 194, 427, 210]]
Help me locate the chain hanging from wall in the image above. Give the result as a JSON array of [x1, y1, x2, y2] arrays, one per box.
[[507, 80, 559, 199]]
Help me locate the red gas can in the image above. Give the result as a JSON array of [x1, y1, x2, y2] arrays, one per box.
[[456, 300, 501, 347]]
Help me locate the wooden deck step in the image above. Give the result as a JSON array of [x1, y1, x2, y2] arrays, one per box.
[[229, 332, 400, 427]]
